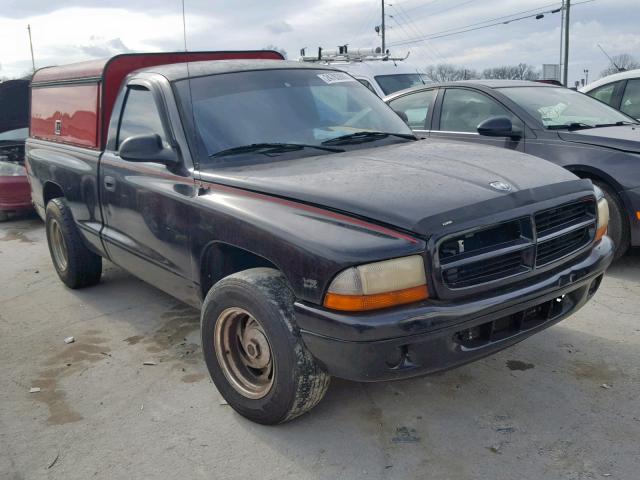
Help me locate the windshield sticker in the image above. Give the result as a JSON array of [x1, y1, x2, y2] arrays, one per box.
[[317, 72, 357, 84], [538, 102, 568, 122]]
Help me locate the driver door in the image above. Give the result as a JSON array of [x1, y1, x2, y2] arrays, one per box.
[[100, 82, 199, 304]]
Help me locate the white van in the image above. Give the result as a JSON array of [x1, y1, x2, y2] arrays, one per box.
[[299, 46, 429, 97]]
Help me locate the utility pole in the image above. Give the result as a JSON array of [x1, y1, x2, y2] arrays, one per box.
[[381, 0, 386, 53], [27, 24, 35, 73], [562, 0, 571, 86], [559, 0, 564, 80]]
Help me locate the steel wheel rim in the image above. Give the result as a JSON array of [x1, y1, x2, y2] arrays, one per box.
[[49, 219, 68, 271], [214, 307, 275, 399]]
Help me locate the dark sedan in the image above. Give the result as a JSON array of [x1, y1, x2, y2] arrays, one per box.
[[384, 80, 640, 258]]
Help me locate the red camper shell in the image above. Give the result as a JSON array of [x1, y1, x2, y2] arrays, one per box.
[[29, 50, 284, 150]]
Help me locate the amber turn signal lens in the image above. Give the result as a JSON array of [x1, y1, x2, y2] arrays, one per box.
[[324, 284, 429, 312], [595, 195, 609, 243], [595, 225, 608, 243]]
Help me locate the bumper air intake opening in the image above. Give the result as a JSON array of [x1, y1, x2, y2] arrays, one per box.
[[456, 294, 578, 351]]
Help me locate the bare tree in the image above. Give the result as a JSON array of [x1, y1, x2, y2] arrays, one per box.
[[263, 45, 288, 60], [424, 64, 478, 82], [600, 53, 640, 77], [482, 63, 539, 80]]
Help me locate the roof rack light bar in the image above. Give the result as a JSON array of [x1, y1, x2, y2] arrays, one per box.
[[299, 45, 409, 63]]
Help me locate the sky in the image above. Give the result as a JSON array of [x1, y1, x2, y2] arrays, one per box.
[[1, 0, 639, 85]]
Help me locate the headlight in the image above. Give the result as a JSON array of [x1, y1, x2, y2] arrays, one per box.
[[0, 160, 26, 177], [594, 185, 609, 242], [323, 255, 429, 311]]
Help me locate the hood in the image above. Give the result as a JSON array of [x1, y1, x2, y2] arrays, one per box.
[[199, 140, 585, 236], [557, 125, 640, 154], [0, 80, 29, 134]]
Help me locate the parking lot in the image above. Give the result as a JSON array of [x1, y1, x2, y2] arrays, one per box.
[[1, 214, 639, 480]]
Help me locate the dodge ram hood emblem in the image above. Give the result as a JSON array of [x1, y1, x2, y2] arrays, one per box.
[[490, 181, 513, 192]]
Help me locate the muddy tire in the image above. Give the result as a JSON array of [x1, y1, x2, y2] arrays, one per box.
[[593, 180, 629, 259], [45, 198, 102, 289], [201, 268, 330, 424]]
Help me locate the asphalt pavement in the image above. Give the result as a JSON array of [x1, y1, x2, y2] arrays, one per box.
[[1, 214, 639, 480]]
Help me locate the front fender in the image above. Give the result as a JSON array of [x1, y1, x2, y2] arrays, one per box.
[[190, 182, 426, 304]]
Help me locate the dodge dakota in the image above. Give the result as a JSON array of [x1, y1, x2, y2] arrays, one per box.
[[27, 52, 614, 424]]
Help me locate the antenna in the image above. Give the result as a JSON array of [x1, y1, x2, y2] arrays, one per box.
[[27, 24, 36, 73], [598, 44, 623, 72], [181, 0, 188, 52]]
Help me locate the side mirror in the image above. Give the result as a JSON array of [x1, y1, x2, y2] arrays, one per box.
[[394, 110, 409, 123], [119, 134, 179, 166], [477, 116, 521, 138]]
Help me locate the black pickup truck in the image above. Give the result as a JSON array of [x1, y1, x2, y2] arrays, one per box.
[[27, 53, 614, 424]]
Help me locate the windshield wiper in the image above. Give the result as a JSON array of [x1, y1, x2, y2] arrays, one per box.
[[593, 121, 639, 128], [209, 143, 344, 159], [547, 122, 595, 131], [321, 131, 415, 146]]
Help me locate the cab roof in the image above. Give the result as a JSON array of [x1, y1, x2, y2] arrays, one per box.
[[137, 59, 338, 82]]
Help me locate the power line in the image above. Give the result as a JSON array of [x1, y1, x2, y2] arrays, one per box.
[[392, 1, 560, 41], [388, 4, 446, 63], [400, 0, 478, 19], [391, 3, 448, 62], [397, 0, 443, 17], [388, 0, 595, 47], [387, 14, 437, 64], [349, 3, 382, 46]]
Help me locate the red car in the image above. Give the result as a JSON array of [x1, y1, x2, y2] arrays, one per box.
[[0, 79, 32, 221]]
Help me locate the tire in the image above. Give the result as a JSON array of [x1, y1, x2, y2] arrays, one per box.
[[0, 211, 9, 222], [201, 268, 330, 424], [45, 198, 102, 288], [593, 180, 629, 259]]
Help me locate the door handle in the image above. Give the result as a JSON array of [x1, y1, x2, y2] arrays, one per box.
[[103, 176, 116, 192]]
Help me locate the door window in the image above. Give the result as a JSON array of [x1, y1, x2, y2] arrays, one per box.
[[388, 90, 436, 130], [117, 87, 167, 149], [621, 79, 640, 119], [440, 88, 518, 133], [587, 82, 618, 106]]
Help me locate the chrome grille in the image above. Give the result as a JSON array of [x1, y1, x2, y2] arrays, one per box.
[[438, 199, 596, 290]]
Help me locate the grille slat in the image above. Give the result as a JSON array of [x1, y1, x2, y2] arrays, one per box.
[[536, 226, 592, 266], [443, 250, 530, 288], [439, 198, 596, 290], [535, 201, 595, 237]]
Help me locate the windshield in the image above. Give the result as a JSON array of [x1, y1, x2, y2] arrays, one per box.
[[498, 86, 636, 128], [375, 74, 427, 95], [176, 69, 412, 165]]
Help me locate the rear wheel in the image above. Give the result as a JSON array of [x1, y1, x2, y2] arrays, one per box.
[[593, 180, 629, 259], [45, 198, 102, 288], [201, 268, 330, 424]]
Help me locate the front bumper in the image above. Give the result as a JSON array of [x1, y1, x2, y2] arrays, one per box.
[[295, 237, 614, 382]]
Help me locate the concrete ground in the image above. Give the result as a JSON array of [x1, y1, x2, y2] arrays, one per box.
[[1, 214, 639, 480]]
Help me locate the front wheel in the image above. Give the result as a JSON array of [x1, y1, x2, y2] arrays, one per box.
[[201, 268, 330, 424]]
